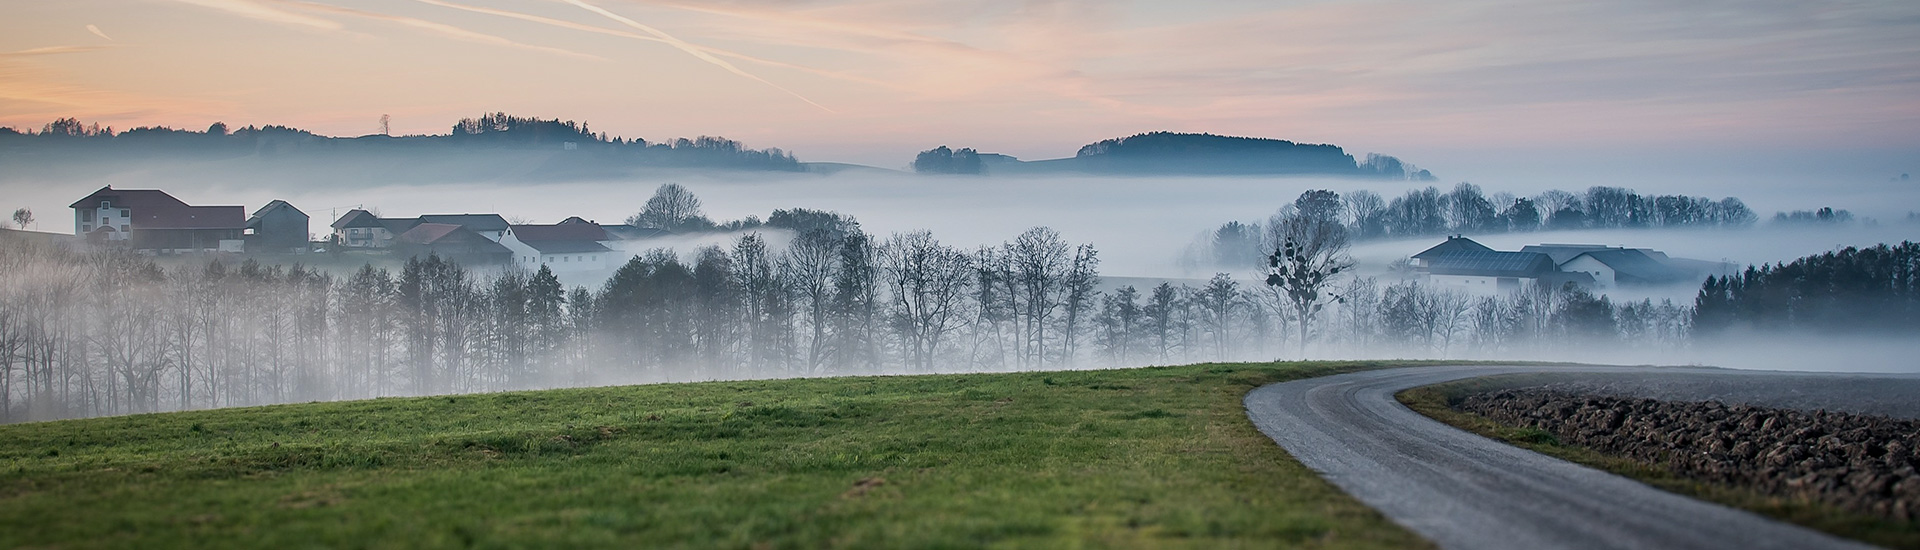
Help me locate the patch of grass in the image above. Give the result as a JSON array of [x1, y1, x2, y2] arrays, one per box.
[[1397, 380, 1920, 549], [0, 361, 1443, 549]]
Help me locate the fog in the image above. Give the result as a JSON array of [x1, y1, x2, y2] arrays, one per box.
[[5, 160, 1920, 423], [9, 165, 1918, 281]]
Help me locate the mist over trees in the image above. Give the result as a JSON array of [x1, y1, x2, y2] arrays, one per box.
[[1190, 185, 1760, 270], [911, 132, 1432, 179], [3, 211, 1702, 423], [912, 146, 984, 175], [1693, 241, 1920, 336]]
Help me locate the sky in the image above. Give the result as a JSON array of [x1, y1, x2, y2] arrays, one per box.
[[3, 0, 1919, 168]]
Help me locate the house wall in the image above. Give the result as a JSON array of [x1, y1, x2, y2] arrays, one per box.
[[1560, 256, 1616, 287], [252, 210, 309, 252], [74, 204, 132, 240], [1428, 274, 1515, 296], [335, 227, 392, 248]]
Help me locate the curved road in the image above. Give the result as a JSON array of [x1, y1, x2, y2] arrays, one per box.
[[1244, 365, 1882, 550]]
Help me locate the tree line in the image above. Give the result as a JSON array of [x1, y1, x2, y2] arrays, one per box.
[[1693, 241, 1920, 336], [1189, 184, 1761, 271], [0, 114, 801, 171], [2, 216, 1695, 424]]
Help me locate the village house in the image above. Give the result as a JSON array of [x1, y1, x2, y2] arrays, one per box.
[[244, 199, 310, 253], [69, 186, 246, 252], [1412, 236, 1723, 295], [499, 217, 617, 273], [329, 209, 510, 248], [392, 223, 512, 266]]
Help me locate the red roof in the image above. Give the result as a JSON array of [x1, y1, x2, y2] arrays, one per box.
[[69, 186, 245, 230]]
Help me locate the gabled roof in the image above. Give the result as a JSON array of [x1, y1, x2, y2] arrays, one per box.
[[69, 186, 245, 230], [1424, 251, 1557, 278], [1519, 244, 1614, 266], [393, 224, 512, 255], [331, 209, 383, 230], [1413, 236, 1494, 259], [395, 223, 465, 245], [417, 214, 509, 232], [509, 222, 614, 254], [247, 200, 307, 229], [1571, 249, 1689, 283]]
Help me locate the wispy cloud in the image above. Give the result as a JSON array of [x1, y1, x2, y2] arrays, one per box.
[[410, 0, 902, 91], [1, 46, 114, 58], [281, 0, 602, 60], [165, 0, 598, 60], [166, 0, 341, 30], [561, 0, 835, 112], [86, 24, 115, 41]]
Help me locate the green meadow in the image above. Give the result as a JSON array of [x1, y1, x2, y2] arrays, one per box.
[[1, 361, 1434, 549]]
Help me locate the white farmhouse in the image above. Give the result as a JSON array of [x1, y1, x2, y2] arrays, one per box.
[[500, 219, 616, 275]]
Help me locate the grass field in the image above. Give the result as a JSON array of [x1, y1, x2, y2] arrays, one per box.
[[1, 361, 1437, 549], [1398, 378, 1919, 549]]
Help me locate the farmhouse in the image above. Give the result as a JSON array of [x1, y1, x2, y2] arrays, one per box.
[[1523, 245, 1694, 287], [69, 186, 245, 252], [330, 210, 510, 248], [1413, 237, 1728, 294], [244, 200, 310, 253], [393, 223, 512, 265], [500, 218, 616, 272]]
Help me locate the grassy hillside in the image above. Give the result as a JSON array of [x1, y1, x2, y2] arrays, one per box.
[[0, 361, 1434, 549]]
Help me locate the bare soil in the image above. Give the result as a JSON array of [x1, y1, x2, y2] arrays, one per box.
[[1457, 388, 1920, 521]]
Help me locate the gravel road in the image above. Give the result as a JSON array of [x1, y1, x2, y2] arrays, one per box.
[[1245, 365, 1891, 550]]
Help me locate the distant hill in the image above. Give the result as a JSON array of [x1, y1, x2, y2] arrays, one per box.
[[913, 132, 1436, 179], [0, 113, 803, 186]]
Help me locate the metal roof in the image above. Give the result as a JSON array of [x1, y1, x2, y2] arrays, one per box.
[[1424, 251, 1556, 278], [1413, 236, 1494, 259]]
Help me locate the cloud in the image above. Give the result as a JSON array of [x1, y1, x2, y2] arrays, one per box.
[[411, 0, 902, 92], [280, 0, 603, 60], [86, 24, 115, 41], [562, 0, 835, 112], [166, 0, 342, 30], [0, 46, 114, 58]]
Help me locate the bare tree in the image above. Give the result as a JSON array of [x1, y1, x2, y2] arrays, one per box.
[[1265, 208, 1354, 358], [782, 230, 839, 373], [881, 231, 973, 372], [627, 183, 705, 230], [10, 208, 31, 230]]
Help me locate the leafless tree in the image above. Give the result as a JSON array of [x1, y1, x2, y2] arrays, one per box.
[[881, 231, 973, 372], [1264, 208, 1354, 358], [627, 183, 705, 230]]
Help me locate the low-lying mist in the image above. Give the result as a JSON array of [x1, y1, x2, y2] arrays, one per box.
[[4, 163, 1920, 423]]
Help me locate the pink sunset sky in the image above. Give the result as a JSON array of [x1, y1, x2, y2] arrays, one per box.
[[3, 0, 1917, 168]]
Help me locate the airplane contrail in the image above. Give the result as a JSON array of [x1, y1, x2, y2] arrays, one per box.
[[560, 0, 835, 113], [412, 0, 900, 92], [86, 25, 115, 41]]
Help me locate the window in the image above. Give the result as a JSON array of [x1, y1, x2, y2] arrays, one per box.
[[121, 209, 130, 217], [82, 224, 92, 231], [101, 200, 111, 208], [81, 211, 94, 222], [120, 225, 129, 232]]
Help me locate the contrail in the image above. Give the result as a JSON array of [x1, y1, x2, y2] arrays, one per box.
[[561, 0, 834, 113], [411, 0, 899, 92], [86, 25, 115, 41], [280, 0, 601, 60]]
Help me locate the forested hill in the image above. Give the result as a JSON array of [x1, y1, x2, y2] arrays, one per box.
[[913, 132, 1437, 179], [0, 113, 802, 186]]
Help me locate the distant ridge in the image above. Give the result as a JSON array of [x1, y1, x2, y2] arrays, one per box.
[[0, 113, 803, 186], [913, 131, 1436, 179]]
